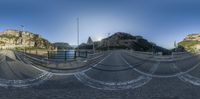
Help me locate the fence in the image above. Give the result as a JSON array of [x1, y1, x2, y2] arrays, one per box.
[[47, 50, 88, 60]]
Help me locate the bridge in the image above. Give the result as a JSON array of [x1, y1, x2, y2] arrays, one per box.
[[0, 50, 199, 99]]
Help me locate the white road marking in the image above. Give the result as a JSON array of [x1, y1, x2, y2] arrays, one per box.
[[79, 53, 112, 73], [74, 53, 153, 90], [84, 54, 105, 62], [124, 50, 199, 62], [75, 72, 151, 90], [172, 63, 200, 86], [121, 53, 200, 78], [48, 53, 111, 75], [123, 52, 200, 86], [0, 50, 53, 88], [0, 72, 53, 88], [120, 54, 169, 78], [179, 74, 200, 86]]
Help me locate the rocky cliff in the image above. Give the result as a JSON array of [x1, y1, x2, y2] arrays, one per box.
[[0, 29, 52, 49], [178, 34, 200, 52]]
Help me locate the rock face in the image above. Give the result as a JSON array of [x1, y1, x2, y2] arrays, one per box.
[[0, 29, 52, 49], [184, 34, 200, 41], [178, 34, 200, 52]]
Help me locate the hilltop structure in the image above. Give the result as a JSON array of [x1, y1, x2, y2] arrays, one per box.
[[87, 37, 93, 45]]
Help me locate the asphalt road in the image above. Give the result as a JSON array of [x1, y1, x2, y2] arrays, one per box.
[[0, 50, 52, 87], [0, 50, 200, 99]]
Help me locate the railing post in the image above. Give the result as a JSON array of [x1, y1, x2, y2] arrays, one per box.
[[65, 51, 67, 61], [74, 51, 76, 59], [86, 51, 88, 58], [47, 51, 49, 59], [36, 50, 38, 55]]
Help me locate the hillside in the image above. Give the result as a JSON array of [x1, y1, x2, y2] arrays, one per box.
[[78, 32, 167, 52], [178, 34, 200, 52], [0, 29, 53, 49], [53, 42, 73, 50], [99, 32, 152, 51]]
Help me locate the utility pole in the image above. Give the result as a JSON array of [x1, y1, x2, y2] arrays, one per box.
[[152, 43, 156, 56]]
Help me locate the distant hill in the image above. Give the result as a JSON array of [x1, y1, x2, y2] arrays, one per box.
[[98, 32, 152, 51], [178, 34, 200, 52], [78, 32, 170, 53], [53, 42, 73, 50], [0, 29, 53, 49]]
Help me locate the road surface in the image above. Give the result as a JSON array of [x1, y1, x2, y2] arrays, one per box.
[[0, 50, 200, 99]]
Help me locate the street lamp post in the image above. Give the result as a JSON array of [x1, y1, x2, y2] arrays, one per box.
[[20, 25, 25, 52], [152, 43, 156, 57], [20, 25, 26, 58], [77, 17, 79, 51], [29, 33, 31, 53], [107, 33, 111, 51], [76, 17, 80, 58], [174, 41, 177, 52], [93, 41, 95, 53], [172, 40, 177, 59]]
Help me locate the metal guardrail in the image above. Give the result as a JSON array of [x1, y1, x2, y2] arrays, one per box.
[[16, 50, 106, 71], [47, 51, 88, 60]]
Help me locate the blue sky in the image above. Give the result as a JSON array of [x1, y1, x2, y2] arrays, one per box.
[[0, 0, 200, 48]]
